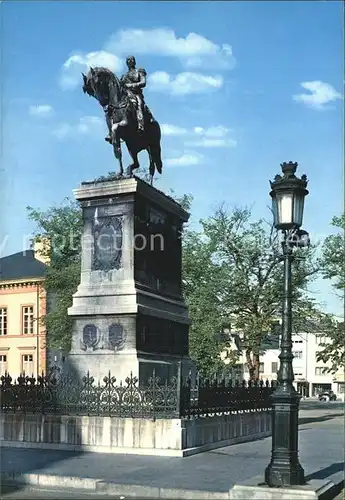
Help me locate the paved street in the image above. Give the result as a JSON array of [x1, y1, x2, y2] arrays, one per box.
[[300, 399, 345, 410], [0, 406, 343, 499]]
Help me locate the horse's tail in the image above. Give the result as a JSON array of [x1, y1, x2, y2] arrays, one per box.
[[149, 121, 163, 176]]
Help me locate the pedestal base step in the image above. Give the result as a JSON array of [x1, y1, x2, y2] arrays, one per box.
[[229, 475, 343, 500]]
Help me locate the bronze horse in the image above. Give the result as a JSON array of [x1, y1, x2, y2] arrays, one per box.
[[82, 67, 163, 183]]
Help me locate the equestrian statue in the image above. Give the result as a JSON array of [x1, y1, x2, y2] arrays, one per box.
[[82, 56, 162, 183]]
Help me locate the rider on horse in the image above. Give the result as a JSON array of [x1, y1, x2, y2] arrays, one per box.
[[82, 61, 163, 180], [104, 55, 154, 143]]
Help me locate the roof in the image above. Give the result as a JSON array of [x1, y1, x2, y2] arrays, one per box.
[[0, 250, 47, 282]]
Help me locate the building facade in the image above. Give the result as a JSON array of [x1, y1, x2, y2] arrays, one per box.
[[222, 330, 344, 399], [0, 246, 47, 379]]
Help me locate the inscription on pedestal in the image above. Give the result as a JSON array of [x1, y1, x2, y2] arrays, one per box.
[[103, 207, 118, 216], [92, 216, 122, 271]]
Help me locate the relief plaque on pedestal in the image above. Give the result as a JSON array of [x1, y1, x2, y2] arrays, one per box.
[[92, 216, 122, 271]]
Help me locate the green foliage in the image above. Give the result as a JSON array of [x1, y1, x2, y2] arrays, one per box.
[[320, 214, 345, 293], [168, 189, 193, 212], [134, 166, 153, 184], [182, 207, 320, 379], [93, 171, 120, 183], [182, 230, 229, 377], [315, 316, 345, 372], [316, 214, 345, 370], [27, 200, 83, 350]]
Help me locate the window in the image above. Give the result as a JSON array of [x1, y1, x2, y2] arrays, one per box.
[[293, 351, 303, 359], [295, 373, 303, 377], [22, 306, 34, 335], [0, 354, 8, 376], [293, 339, 303, 344], [312, 383, 331, 396], [315, 367, 326, 376], [259, 362, 264, 373], [316, 335, 326, 345], [338, 384, 345, 394], [22, 354, 34, 374], [271, 362, 278, 373], [0, 308, 7, 335]]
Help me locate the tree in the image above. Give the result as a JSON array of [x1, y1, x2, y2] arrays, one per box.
[[182, 207, 320, 380], [320, 214, 344, 294], [315, 317, 344, 373], [27, 200, 83, 350], [182, 230, 231, 377], [316, 214, 345, 371]]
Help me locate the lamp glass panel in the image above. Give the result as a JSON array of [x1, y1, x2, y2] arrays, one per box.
[[293, 192, 305, 227], [277, 192, 293, 225], [271, 196, 278, 227]]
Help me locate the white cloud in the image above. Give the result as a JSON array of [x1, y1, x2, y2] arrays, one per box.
[[52, 123, 72, 140], [193, 125, 230, 138], [52, 115, 103, 140], [77, 115, 103, 133], [161, 123, 237, 148], [29, 104, 54, 117], [149, 71, 223, 95], [165, 153, 203, 167], [186, 138, 237, 148], [105, 28, 235, 70], [161, 124, 188, 136], [60, 28, 234, 91], [60, 50, 123, 90], [293, 81, 343, 109], [188, 125, 237, 148]]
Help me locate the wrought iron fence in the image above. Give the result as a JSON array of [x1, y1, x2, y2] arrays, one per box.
[[0, 370, 179, 418], [182, 377, 276, 418], [0, 369, 276, 419]]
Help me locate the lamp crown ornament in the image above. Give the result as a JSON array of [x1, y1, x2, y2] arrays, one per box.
[[270, 161, 308, 191], [281, 161, 298, 176]]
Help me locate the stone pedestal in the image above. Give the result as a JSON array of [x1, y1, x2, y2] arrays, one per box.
[[67, 176, 193, 384]]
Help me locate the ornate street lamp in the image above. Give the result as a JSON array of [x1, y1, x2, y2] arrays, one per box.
[[265, 161, 309, 487]]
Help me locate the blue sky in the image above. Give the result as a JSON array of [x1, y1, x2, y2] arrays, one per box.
[[1, 1, 343, 315]]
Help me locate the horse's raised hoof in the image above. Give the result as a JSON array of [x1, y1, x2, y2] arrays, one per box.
[[105, 136, 112, 144]]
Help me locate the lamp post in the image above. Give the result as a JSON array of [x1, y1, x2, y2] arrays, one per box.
[[265, 161, 309, 487]]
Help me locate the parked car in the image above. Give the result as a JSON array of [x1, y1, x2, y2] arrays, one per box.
[[318, 390, 337, 402]]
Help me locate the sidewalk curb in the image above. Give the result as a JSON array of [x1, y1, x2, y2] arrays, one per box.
[[0, 473, 230, 499], [1, 472, 343, 499]]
